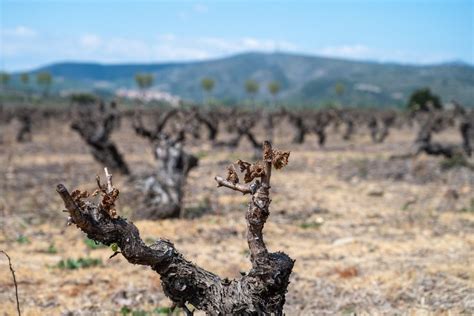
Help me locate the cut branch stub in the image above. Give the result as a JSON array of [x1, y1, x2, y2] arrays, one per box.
[[56, 143, 294, 314]]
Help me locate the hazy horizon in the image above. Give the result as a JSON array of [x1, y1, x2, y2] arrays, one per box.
[[1, 0, 472, 72], [6, 50, 472, 74]]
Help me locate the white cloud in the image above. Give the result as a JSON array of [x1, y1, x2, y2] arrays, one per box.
[[314, 44, 457, 64], [243, 37, 297, 51], [198, 37, 298, 55], [79, 34, 102, 50], [1, 26, 40, 57], [2, 34, 296, 70], [198, 37, 236, 51], [317, 44, 371, 59], [2, 31, 460, 71], [177, 3, 209, 21], [158, 33, 176, 41], [2, 26, 37, 37], [177, 11, 189, 21], [193, 4, 208, 13], [104, 37, 152, 59], [153, 44, 211, 60]]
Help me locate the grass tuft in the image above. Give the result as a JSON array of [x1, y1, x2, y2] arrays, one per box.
[[84, 237, 106, 250], [16, 235, 30, 244], [56, 257, 102, 270]]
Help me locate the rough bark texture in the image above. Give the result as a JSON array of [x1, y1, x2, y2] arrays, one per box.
[[368, 112, 396, 144], [287, 112, 308, 144], [342, 116, 354, 141], [71, 102, 129, 175], [216, 115, 262, 153], [262, 110, 284, 143], [379, 113, 396, 143], [133, 136, 198, 219], [392, 111, 467, 160], [368, 116, 379, 143], [412, 113, 460, 159], [56, 142, 294, 315], [312, 111, 332, 147], [133, 110, 198, 219], [460, 110, 473, 157], [194, 108, 219, 142], [16, 108, 32, 143], [0, 104, 4, 144]]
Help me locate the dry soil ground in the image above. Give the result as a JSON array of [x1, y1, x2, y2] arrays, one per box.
[[0, 118, 473, 315]]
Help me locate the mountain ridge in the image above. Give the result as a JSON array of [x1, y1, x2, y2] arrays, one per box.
[[32, 51, 474, 70], [22, 52, 474, 106]]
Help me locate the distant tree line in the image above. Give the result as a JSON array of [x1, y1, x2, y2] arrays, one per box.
[[0, 68, 446, 111], [0, 71, 53, 97]]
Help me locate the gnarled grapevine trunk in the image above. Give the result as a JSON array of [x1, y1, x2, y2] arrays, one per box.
[[287, 111, 308, 144], [56, 141, 294, 315], [194, 108, 219, 142], [368, 111, 396, 144], [16, 108, 33, 143], [368, 116, 379, 143], [215, 114, 262, 156], [71, 102, 129, 175], [377, 112, 396, 143], [412, 113, 461, 159], [133, 110, 198, 219], [460, 110, 473, 157], [312, 110, 332, 147], [342, 116, 354, 141], [134, 136, 198, 219], [262, 109, 284, 143], [392, 111, 467, 160]]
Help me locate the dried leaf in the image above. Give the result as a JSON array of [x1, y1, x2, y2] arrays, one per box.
[[244, 161, 266, 183], [226, 165, 239, 184], [235, 160, 251, 173], [263, 141, 273, 161], [100, 188, 119, 218], [71, 190, 89, 209], [272, 150, 290, 170]]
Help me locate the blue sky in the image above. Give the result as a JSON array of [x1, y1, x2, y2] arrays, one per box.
[[1, 0, 472, 71]]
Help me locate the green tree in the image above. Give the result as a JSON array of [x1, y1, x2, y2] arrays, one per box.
[[135, 73, 154, 91], [407, 87, 442, 112], [245, 79, 259, 105], [201, 77, 215, 104], [36, 72, 52, 97], [20, 73, 29, 85], [20, 73, 30, 99], [335, 82, 345, 97], [70, 93, 97, 106], [268, 81, 281, 106], [334, 82, 345, 107], [0, 72, 10, 91]]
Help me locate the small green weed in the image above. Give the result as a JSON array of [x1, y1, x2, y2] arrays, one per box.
[[120, 306, 179, 315], [16, 235, 30, 244], [84, 237, 106, 249], [47, 243, 58, 254], [440, 154, 473, 171], [460, 198, 474, 213], [56, 257, 102, 270], [299, 220, 324, 229]]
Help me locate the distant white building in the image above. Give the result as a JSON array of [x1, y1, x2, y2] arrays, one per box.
[[354, 83, 382, 94], [115, 88, 181, 106]]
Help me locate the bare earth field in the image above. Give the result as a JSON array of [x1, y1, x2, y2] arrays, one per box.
[[0, 119, 473, 315]]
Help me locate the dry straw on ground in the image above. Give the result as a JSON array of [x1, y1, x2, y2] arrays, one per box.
[[0, 120, 473, 315]]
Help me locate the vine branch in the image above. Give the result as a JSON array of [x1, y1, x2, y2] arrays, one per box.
[[56, 141, 293, 314], [0, 250, 21, 316]]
